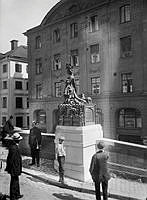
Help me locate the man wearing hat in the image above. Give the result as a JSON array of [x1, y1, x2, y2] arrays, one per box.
[[56, 136, 66, 184], [89, 141, 110, 200], [28, 121, 42, 167], [5, 133, 23, 200]]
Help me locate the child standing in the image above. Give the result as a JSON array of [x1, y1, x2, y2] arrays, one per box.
[[56, 136, 66, 184]]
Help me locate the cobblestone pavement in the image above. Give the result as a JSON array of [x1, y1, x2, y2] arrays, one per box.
[[0, 171, 118, 200]]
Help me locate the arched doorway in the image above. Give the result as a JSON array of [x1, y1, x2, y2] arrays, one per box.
[[33, 109, 47, 132]]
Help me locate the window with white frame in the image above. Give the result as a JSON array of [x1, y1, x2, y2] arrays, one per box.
[[90, 44, 100, 63], [3, 81, 8, 89], [91, 77, 100, 95], [121, 73, 133, 93], [120, 36, 132, 57], [53, 29, 60, 43], [89, 15, 99, 32], [53, 54, 61, 70], [35, 36, 41, 49], [55, 82, 62, 97], [70, 23, 78, 38], [36, 84, 42, 99], [120, 5, 131, 24], [15, 63, 22, 73], [36, 58, 42, 74], [70, 49, 79, 67], [2, 97, 7, 108], [3, 64, 8, 73]]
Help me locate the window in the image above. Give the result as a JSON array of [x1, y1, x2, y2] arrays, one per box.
[[120, 36, 132, 57], [53, 29, 60, 43], [70, 49, 79, 66], [120, 5, 131, 23], [27, 97, 29, 108], [91, 77, 100, 95], [70, 23, 78, 38], [3, 81, 7, 89], [3, 64, 8, 73], [121, 73, 133, 93], [36, 58, 42, 74], [55, 82, 62, 97], [26, 65, 28, 73], [37, 110, 46, 125], [75, 79, 80, 95], [16, 97, 23, 108], [36, 84, 42, 99], [15, 81, 22, 90], [53, 54, 61, 70], [89, 15, 99, 32], [15, 63, 22, 73], [35, 36, 41, 49], [118, 108, 142, 128], [90, 44, 100, 63], [2, 117, 6, 125], [27, 116, 29, 128], [95, 108, 103, 125], [26, 82, 28, 90], [2, 97, 7, 108]]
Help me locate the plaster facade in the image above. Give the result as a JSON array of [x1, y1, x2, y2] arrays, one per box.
[[25, 0, 147, 144], [0, 41, 29, 128]]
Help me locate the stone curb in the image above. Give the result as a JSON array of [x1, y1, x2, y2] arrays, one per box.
[[22, 168, 141, 200]]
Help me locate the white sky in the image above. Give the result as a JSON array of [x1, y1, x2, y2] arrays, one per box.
[[0, 0, 59, 53]]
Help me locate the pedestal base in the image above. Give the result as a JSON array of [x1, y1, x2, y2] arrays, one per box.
[[54, 124, 103, 182]]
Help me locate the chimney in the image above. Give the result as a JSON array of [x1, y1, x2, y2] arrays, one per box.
[[10, 40, 18, 50]]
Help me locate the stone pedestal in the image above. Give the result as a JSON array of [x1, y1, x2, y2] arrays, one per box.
[[54, 124, 103, 182]]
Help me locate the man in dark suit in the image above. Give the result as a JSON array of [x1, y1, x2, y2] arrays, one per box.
[[5, 133, 23, 200], [89, 141, 110, 200], [28, 121, 42, 167]]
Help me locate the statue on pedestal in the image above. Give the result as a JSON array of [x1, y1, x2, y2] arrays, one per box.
[[58, 63, 95, 126]]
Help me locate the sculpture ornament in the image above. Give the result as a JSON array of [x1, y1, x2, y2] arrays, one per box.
[[58, 63, 92, 120]]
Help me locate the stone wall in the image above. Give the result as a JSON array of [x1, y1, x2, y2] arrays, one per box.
[[97, 138, 147, 177]]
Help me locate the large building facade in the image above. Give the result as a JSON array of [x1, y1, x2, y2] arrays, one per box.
[[25, 0, 147, 144], [0, 40, 29, 128]]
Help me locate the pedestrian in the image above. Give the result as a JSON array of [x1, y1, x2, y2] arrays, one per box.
[[56, 136, 66, 184], [2, 116, 14, 146], [5, 133, 23, 200], [89, 141, 111, 200], [28, 121, 42, 167]]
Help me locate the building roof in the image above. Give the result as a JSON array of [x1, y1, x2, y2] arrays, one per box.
[[41, 0, 109, 25], [0, 45, 28, 62], [25, 0, 109, 35]]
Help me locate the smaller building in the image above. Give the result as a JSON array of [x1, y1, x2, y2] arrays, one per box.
[[0, 40, 29, 128]]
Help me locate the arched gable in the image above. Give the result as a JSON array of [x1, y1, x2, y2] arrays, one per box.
[[41, 0, 106, 26]]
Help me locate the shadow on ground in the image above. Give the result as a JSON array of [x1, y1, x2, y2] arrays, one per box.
[[53, 193, 85, 200]]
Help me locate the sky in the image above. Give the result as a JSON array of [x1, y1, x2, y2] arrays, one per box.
[[0, 0, 59, 53]]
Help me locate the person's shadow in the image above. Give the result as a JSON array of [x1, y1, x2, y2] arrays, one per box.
[[53, 193, 85, 200]]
